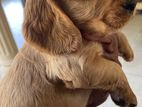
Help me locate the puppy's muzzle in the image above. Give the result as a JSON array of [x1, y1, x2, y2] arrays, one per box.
[[122, 0, 138, 12]]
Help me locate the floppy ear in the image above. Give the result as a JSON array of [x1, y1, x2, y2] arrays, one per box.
[[23, 0, 81, 54]]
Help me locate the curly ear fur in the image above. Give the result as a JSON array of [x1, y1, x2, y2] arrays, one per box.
[[23, 0, 81, 54]]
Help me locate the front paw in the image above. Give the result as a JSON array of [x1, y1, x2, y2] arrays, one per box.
[[120, 47, 134, 62], [110, 88, 137, 107]]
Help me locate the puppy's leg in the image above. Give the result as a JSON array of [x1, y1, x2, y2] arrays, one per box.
[[81, 18, 134, 62], [83, 56, 137, 107], [56, 45, 137, 106], [117, 31, 134, 61]]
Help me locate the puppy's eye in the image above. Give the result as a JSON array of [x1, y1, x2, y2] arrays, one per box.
[[121, 0, 137, 11], [121, 3, 136, 12]]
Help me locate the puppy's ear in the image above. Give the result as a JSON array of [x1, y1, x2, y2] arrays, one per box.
[[23, 0, 81, 54]]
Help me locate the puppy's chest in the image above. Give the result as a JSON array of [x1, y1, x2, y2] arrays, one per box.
[[45, 54, 80, 79], [45, 41, 103, 79]]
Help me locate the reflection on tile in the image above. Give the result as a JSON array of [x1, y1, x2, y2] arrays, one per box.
[[2, 0, 24, 49], [0, 66, 9, 79]]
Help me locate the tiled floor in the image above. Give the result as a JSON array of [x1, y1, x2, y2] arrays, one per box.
[[0, 0, 142, 106]]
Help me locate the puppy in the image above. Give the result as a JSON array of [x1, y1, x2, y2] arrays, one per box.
[[0, 0, 137, 107]]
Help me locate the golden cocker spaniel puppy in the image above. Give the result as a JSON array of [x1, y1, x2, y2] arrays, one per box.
[[0, 0, 138, 107]]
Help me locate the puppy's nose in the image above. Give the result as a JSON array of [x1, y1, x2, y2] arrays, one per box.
[[123, 0, 137, 12], [129, 103, 137, 107]]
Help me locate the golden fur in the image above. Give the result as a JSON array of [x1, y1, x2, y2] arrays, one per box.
[[0, 0, 137, 107]]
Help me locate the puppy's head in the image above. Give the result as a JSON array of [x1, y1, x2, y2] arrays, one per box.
[[56, 0, 137, 29], [23, 0, 81, 54], [101, 0, 137, 29]]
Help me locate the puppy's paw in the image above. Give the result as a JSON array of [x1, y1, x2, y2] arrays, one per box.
[[120, 47, 134, 62], [110, 88, 137, 107]]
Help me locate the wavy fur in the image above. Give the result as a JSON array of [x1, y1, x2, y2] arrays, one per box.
[[0, 0, 137, 107]]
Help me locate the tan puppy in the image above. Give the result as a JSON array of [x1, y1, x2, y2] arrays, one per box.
[[0, 0, 137, 107]]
